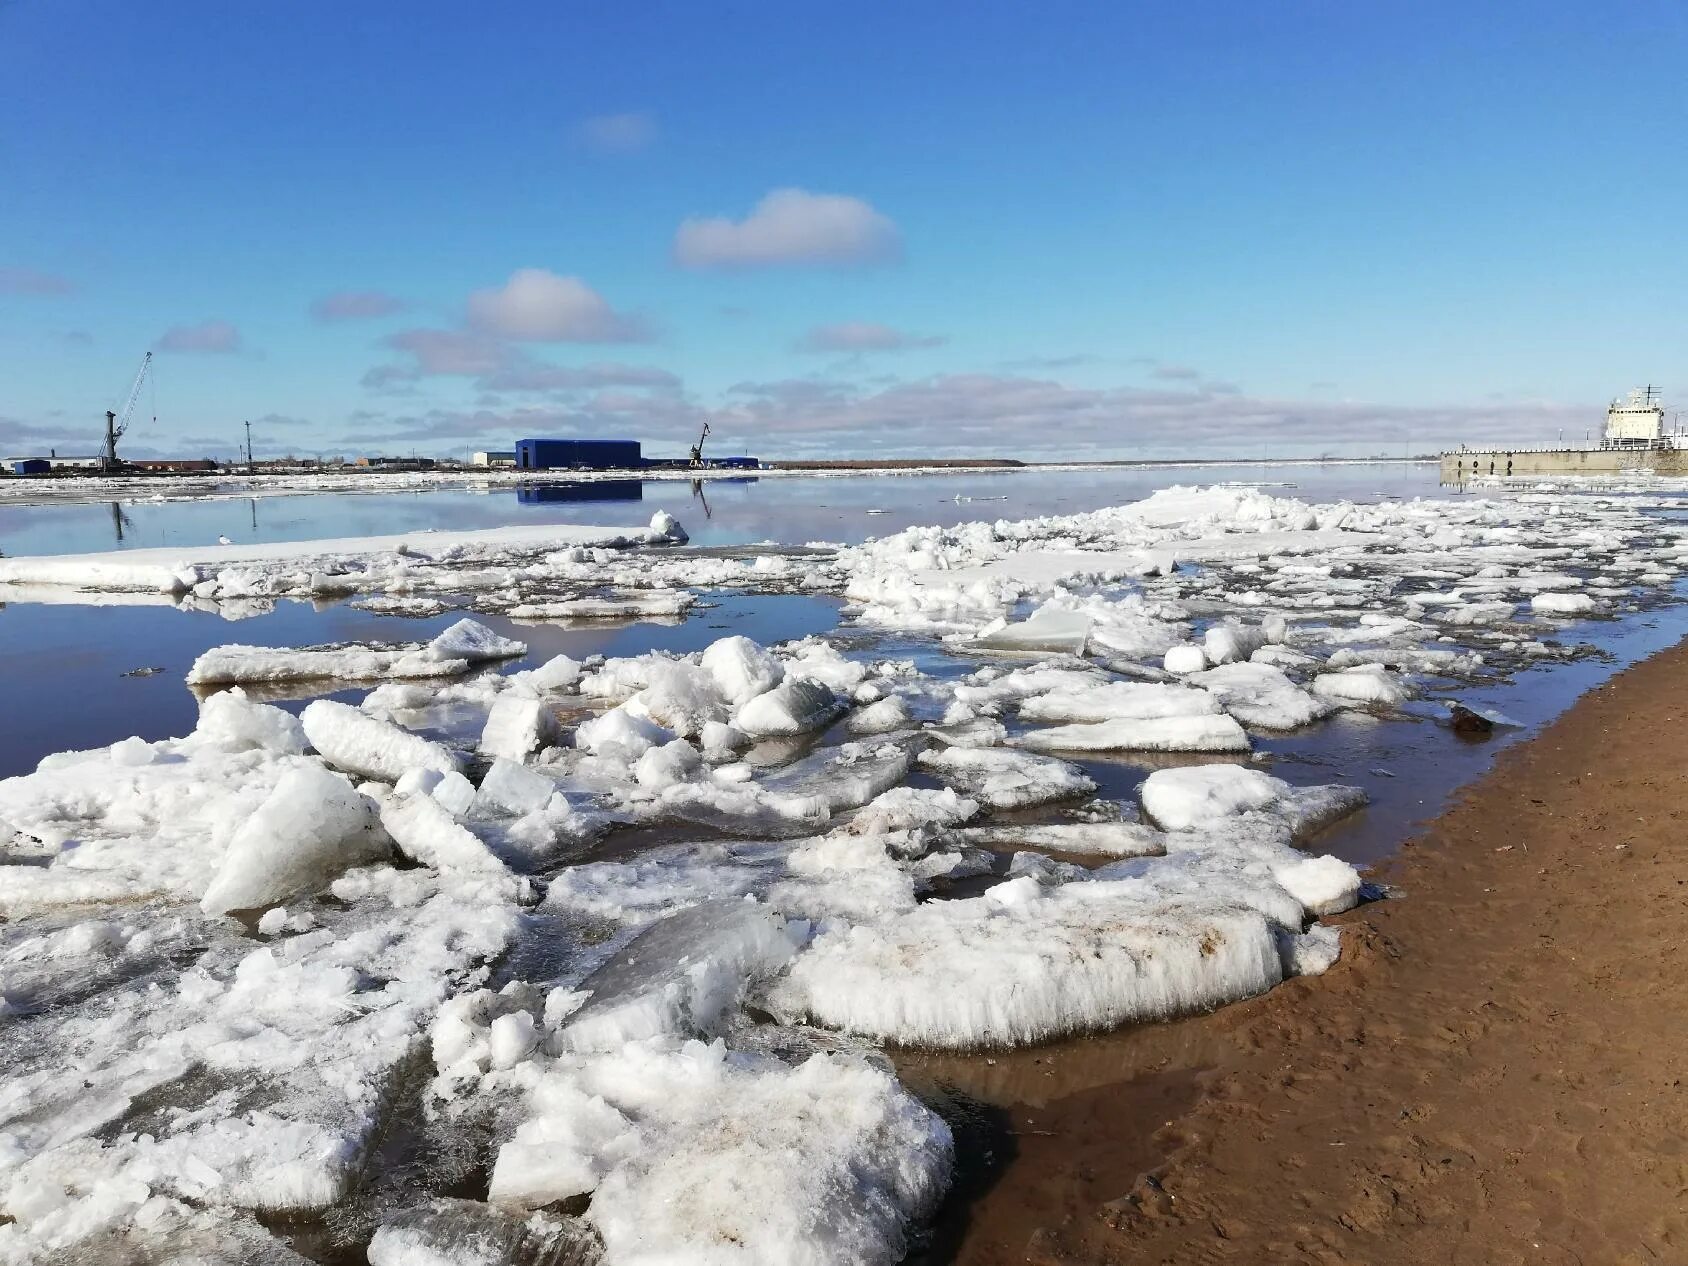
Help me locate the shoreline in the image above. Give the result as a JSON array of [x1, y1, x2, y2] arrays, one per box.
[[926, 632, 1688, 1264]]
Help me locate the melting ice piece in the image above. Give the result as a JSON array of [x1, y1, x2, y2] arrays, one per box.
[[200, 765, 387, 914], [701, 634, 785, 705], [508, 591, 696, 620], [849, 696, 912, 734], [380, 793, 510, 876], [1139, 764, 1366, 836], [758, 740, 916, 813], [574, 706, 675, 757], [952, 821, 1165, 859], [474, 759, 559, 817], [1016, 713, 1250, 754], [367, 1200, 600, 1266], [966, 609, 1091, 657], [769, 881, 1283, 1048], [658, 782, 832, 838], [187, 642, 468, 686], [1203, 621, 1267, 666], [1018, 681, 1220, 724], [427, 618, 528, 662], [1531, 591, 1596, 614], [480, 696, 557, 762], [491, 1039, 951, 1266], [734, 679, 847, 738], [1163, 644, 1208, 675], [559, 899, 799, 1053], [301, 699, 464, 782], [1278, 923, 1342, 976], [917, 745, 1096, 810], [1310, 665, 1413, 706], [1189, 662, 1337, 730], [192, 687, 308, 755], [847, 786, 980, 835]]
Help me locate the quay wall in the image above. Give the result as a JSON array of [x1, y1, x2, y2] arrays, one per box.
[[1440, 447, 1688, 481]]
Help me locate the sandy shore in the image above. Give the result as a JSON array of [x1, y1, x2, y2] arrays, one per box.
[[915, 635, 1688, 1265]]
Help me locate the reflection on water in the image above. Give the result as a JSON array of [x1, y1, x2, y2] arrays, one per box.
[[0, 463, 1440, 558], [514, 480, 643, 505]]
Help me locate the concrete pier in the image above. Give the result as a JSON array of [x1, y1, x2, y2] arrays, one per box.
[[1440, 446, 1688, 482]]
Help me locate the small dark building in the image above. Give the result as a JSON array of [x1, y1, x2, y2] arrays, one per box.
[[515, 438, 643, 470], [9, 458, 50, 476]]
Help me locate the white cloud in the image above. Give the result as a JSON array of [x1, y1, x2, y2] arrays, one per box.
[[466, 269, 651, 342], [155, 320, 242, 354], [311, 289, 407, 322], [572, 111, 657, 153], [0, 267, 74, 296], [674, 189, 902, 270], [798, 322, 946, 353], [363, 326, 677, 395]]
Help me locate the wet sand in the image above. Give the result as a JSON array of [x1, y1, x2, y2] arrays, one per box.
[[915, 634, 1688, 1265]]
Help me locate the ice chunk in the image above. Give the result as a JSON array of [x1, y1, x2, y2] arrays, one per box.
[[1018, 681, 1220, 723], [628, 661, 731, 737], [1017, 714, 1250, 754], [474, 759, 558, 816], [1531, 591, 1596, 614], [1162, 644, 1208, 674], [1278, 923, 1342, 976], [967, 609, 1090, 656], [634, 739, 704, 789], [734, 678, 846, 738], [187, 642, 468, 686], [574, 706, 675, 757], [509, 590, 696, 621], [427, 618, 527, 662], [200, 765, 387, 914], [769, 884, 1282, 1048], [1272, 854, 1363, 916], [560, 900, 799, 1053], [367, 1200, 597, 1266], [1140, 764, 1366, 838], [1190, 662, 1337, 730], [917, 745, 1096, 810], [847, 786, 980, 835], [479, 696, 557, 762], [759, 741, 915, 813], [380, 792, 510, 876], [491, 1041, 950, 1266], [528, 653, 584, 692], [1311, 664, 1413, 706], [192, 687, 308, 755], [849, 696, 912, 734], [658, 782, 832, 838], [953, 821, 1164, 859], [301, 699, 463, 782], [1203, 621, 1267, 665], [701, 635, 785, 705], [648, 510, 689, 543], [432, 770, 478, 816]]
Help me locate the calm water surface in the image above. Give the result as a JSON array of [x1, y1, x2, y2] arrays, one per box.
[[0, 462, 1442, 557]]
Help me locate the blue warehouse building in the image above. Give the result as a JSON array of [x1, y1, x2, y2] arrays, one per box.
[[515, 438, 643, 471]]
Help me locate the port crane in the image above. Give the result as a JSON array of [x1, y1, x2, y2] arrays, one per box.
[[688, 421, 710, 468], [102, 351, 153, 471]]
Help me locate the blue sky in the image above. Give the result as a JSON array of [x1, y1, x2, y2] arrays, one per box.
[[2, 1, 1684, 461]]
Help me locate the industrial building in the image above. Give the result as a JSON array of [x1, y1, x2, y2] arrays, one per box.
[[473, 450, 517, 468], [7, 458, 50, 476], [515, 438, 643, 470]]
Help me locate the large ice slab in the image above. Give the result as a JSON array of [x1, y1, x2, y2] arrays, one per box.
[[769, 879, 1283, 1048]]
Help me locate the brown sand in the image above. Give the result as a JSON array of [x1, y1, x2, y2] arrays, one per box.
[[914, 637, 1688, 1265]]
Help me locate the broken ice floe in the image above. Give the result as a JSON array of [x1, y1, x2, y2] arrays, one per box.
[[8, 477, 1688, 1262]]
